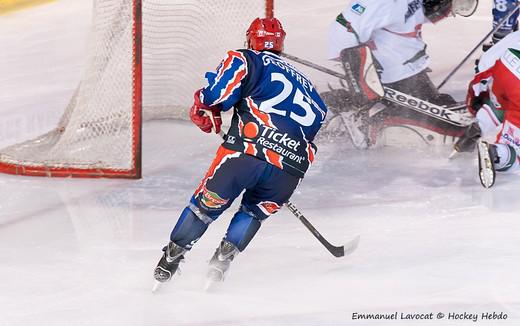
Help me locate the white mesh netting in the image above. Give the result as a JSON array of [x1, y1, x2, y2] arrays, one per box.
[[143, 0, 266, 120], [0, 0, 266, 176]]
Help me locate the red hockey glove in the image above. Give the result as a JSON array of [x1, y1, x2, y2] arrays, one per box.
[[189, 89, 222, 134]]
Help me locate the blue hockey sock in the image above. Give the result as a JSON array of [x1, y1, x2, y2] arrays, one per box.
[[170, 204, 213, 249], [224, 207, 262, 252]]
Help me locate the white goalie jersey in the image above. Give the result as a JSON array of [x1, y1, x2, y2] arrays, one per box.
[[328, 0, 432, 84]]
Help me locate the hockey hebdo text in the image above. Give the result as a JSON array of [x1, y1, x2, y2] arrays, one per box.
[[351, 311, 508, 322]]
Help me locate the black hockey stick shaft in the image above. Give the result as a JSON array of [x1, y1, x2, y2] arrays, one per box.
[[215, 130, 345, 257], [280, 52, 472, 127], [281, 52, 352, 82], [437, 4, 520, 90], [285, 201, 345, 257]]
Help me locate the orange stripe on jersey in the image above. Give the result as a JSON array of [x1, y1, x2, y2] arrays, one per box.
[[245, 143, 257, 156], [247, 97, 274, 127], [215, 50, 244, 81], [194, 146, 240, 196], [220, 68, 247, 102], [265, 149, 283, 169], [383, 24, 422, 38], [307, 143, 315, 163]]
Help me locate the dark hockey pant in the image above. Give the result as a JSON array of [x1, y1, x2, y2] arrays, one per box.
[[169, 146, 301, 251]]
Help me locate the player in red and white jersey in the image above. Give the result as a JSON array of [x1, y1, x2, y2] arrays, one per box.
[[460, 31, 520, 187]]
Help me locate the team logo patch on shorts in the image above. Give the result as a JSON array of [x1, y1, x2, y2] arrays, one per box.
[[351, 3, 366, 15], [200, 187, 229, 209], [258, 201, 282, 215]]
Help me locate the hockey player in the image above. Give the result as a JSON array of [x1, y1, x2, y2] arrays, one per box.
[[323, 0, 477, 148], [483, 0, 519, 51], [153, 18, 328, 289], [457, 31, 520, 187]]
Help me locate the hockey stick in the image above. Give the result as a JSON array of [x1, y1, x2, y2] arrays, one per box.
[[209, 127, 356, 258], [285, 201, 360, 257], [437, 4, 520, 90], [280, 53, 474, 127]]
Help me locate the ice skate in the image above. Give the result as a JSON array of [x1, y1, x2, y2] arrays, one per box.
[[477, 141, 498, 188], [450, 122, 481, 158], [340, 110, 369, 149], [204, 240, 239, 291], [152, 241, 186, 292]]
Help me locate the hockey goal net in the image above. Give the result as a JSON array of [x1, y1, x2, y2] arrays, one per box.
[[0, 0, 269, 178]]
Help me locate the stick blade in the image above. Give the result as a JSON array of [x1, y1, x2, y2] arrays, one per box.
[[326, 235, 360, 258], [328, 244, 345, 258], [343, 235, 360, 256]]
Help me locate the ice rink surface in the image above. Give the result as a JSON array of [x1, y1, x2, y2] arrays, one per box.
[[0, 1, 519, 325]]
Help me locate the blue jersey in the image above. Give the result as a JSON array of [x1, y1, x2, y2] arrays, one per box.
[[200, 49, 327, 178], [493, 0, 519, 39]]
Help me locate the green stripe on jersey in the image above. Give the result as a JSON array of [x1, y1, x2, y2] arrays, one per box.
[[335, 13, 361, 44], [509, 48, 520, 59]]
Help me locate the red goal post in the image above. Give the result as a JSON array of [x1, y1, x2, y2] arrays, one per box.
[[0, 0, 272, 179]]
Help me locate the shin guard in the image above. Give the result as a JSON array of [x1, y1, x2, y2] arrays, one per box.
[[224, 208, 262, 252], [170, 204, 213, 249]]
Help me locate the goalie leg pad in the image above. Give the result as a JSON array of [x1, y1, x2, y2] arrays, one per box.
[[384, 70, 456, 106], [379, 71, 466, 137], [340, 45, 384, 107]]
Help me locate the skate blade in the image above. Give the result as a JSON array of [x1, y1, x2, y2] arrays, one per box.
[[152, 280, 162, 293], [204, 269, 224, 292], [448, 149, 458, 160], [204, 277, 224, 292], [204, 279, 216, 292], [478, 141, 496, 188]]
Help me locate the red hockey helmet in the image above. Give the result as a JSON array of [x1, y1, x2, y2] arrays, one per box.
[[246, 17, 286, 52]]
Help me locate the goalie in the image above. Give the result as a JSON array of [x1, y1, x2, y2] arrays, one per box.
[[323, 0, 477, 148]]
